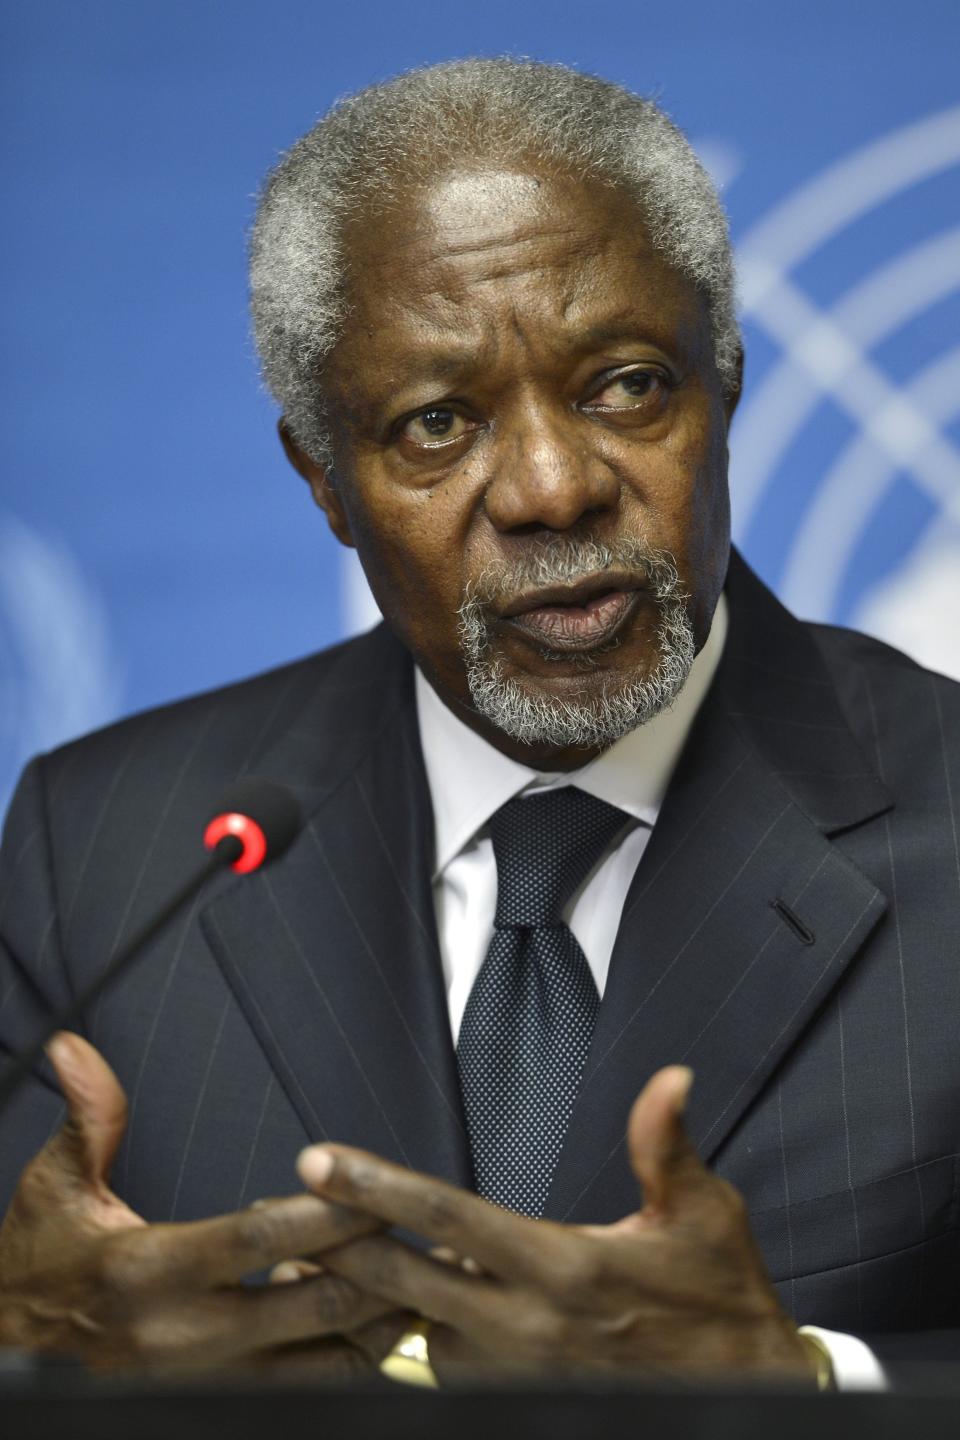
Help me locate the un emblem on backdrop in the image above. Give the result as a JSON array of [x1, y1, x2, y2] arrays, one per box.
[[0, 514, 121, 815], [731, 104, 960, 681]]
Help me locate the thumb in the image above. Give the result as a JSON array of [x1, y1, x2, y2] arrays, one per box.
[[44, 1031, 129, 1195], [627, 1064, 705, 1220]]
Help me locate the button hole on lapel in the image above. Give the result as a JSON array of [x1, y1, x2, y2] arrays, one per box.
[[771, 899, 815, 946]]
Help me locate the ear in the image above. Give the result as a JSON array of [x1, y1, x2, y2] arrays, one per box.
[[277, 418, 355, 549], [723, 346, 744, 428]]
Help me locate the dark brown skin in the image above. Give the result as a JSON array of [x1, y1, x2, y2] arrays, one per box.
[[281, 164, 738, 772], [297, 1067, 813, 1381], [0, 1033, 408, 1373]]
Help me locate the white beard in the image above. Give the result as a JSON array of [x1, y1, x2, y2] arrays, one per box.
[[456, 537, 696, 750]]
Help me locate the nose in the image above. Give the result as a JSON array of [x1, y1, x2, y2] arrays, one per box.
[[483, 405, 620, 533]]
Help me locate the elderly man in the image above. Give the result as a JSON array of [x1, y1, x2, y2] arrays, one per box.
[[0, 59, 957, 1385]]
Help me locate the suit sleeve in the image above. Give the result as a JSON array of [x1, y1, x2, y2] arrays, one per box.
[[0, 757, 74, 1217], [860, 1329, 960, 1375]]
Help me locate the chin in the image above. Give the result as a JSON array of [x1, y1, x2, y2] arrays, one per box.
[[468, 632, 695, 750]]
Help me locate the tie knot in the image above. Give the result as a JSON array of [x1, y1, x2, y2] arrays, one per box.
[[489, 787, 629, 927]]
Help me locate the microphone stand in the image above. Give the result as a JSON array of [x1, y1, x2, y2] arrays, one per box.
[[0, 834, 242, 1115]]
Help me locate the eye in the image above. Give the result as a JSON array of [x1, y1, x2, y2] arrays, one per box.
[[401, 407, 474, 448], [586, 369, 669, 412]]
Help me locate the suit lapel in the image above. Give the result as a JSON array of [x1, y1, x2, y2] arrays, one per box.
[[546, 554, 893, 1223], [200, 626, 472, 1188], [196, 555, 895, 1218]]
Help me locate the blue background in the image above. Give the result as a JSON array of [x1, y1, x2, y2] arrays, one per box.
[[2, 0, 958, 813]]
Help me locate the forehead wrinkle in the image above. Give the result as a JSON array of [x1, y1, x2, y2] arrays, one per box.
[[347, 218, 593, 297], [389, 285, 577, 380], [336, 305, 500, 402], [350, 276, 671, 401], [353, 221, 608, 314], [338, 212, 703, 403], [377, 290, 496, 368], [429, 227, 606, 290], [420, 222, 590, 265]]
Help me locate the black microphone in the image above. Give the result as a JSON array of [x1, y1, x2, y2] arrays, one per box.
[[0, 777, 301, 1115]]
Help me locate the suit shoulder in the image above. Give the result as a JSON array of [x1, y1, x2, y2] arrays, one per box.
[[33, 626, 392, 800], [808, 619, 958, 692], [806, 619, 960, 765]]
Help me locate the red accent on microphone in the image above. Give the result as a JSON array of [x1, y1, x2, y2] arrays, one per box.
[[204, 812, 268, 874]]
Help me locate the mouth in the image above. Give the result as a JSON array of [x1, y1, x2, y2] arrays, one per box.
[[497, 573, 643, 654]]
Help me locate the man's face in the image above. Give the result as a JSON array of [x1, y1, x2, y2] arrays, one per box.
[[288, 166, 736, 769]]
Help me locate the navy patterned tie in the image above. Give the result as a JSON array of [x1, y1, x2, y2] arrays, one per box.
[[457, 787, 629, 1217]]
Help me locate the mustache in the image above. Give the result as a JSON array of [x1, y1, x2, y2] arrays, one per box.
[[459, 536, 688, 612]]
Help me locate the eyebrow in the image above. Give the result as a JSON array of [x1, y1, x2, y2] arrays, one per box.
[[572, 314, 673, 349], [351, 349, 486, 425], [405, 349, 482, 383], [358, 307, 680, 419], [388, 315, 670, 382]]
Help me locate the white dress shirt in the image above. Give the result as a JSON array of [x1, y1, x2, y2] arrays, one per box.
[[417, 596, 728, 1044], [412, 591, 884, 1390]]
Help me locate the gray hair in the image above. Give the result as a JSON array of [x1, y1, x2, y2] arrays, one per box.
[[250, 57, 740, 466]]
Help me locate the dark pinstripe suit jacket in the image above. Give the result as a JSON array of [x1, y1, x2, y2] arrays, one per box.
[[1, 551, 958, 1363]]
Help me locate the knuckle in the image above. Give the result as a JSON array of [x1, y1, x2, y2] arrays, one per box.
[[96, 1234, 145, 1295], [358, 1237, 402, 1294], [235, 1205, 284, 1256], [120, 1314, 152, 1360], [116, 1302, 173, 1362], [550, 1245, 602, 1303], [421, 1185, 459, 1236], [342, 1159, 379, 1199], [519, 1306, 567, 1362], [309, 1275, 363, 1331], [122, 1309, 187, 1364]]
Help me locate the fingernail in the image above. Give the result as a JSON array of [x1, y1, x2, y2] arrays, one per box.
[[270, 1262, 302, 1284], [45, 1033, 74, 1074], [298, 1146, 334, 1188]]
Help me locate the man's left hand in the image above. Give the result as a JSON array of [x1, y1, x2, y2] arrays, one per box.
[[296, 1066, 816, 1382]]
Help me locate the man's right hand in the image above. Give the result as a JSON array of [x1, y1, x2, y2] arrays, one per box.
[[0, 1032, 400, 1373]]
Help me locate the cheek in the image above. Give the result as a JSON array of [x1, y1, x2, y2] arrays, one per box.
[[686, 468, 730, 591], [621, 414, 729, 620], [672, 439, 731, 634], [341, 484, 471, 645], [622, 439, 720, 552], [689, 418, 731, 556]]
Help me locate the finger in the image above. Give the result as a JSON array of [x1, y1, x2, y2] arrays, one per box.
[[298, 1144, 555, 1283], [627, 1065, 707, 1218], [43, 1031, 129, 1195], [241, 1272, 395, 1353], [109, 1194, 380, 1290], [124, 1274, 395, 1366], [322, 1233, 507, 1334], [251, 1337, 371, 1380]]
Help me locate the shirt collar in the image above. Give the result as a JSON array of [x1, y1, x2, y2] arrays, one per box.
[[415, 592, 728, 878]]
